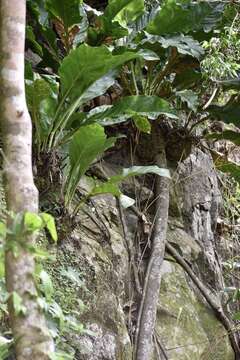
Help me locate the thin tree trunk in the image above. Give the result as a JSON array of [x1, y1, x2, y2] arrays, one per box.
[[135, 124, 170, 360], [0, 1, 54, 359]]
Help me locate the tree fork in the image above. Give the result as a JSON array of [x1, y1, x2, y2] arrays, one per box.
[[0, 1, 54, 359], [135, 122, 170, 360]]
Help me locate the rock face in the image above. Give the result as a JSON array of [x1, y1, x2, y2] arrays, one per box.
[[177, 148, 224, 291], [50, 146, 234, 359], [0, 145, 234, 359]]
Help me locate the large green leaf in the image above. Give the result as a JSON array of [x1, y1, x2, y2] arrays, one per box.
[[88, 0, 145, 43], [211, 150, 240, 183], [90, 166, 170, 197], [65, 124, 116, 204], [49, 45, 139, 148], [206, 130, 240, 146], [217, 162, 240, 183], [59, 44, 138, 103], [216, 78, 240, 91], [26, 76, 58, 150], [146, 0, 224, 36], [71, 95, 178, 128], [208, 102, 240, 127], [175, 89, 198, 112], [46, 0, 83, 29], [26, 25, 43, 57], [105, 0, 144, 29], [140, 33, 204, 60], [173, 69, 202, 90]]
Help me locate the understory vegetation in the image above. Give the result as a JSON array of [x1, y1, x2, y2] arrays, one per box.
[[0, 0, 240, 359]]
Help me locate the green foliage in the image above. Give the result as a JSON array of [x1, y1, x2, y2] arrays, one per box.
[[208, 102, 240, 127], [26, 75, 58, 152], [3, 0, 240, 357], [46, 0, 83, 30], [133, 115, 151, 133], [0, 337, 12, 360], [140, 34, 204, 60], [65, 124, 116, 205], [0, 212, 57, 244], [41, 213, 58, 242], [146, 0, 224, 36], [202, 14, 240, 79], [104, 0, 144, 29], [90, 165, 170, 198], [207, 130, 240, 146], [78, 95, 177, 127], [47, 44, 139, 149], [175, 89, 198, 112]]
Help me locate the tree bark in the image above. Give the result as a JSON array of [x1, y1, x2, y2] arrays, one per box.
[[0, 1, 54, 359], [135, 124, 170, 360]]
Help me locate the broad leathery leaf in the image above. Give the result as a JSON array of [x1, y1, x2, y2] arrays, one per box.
[[206, 130, 240, 146], [211, 150, 240, 183], [137, 48, 160, 61], [26, 76, 58, 146], [122, 166, 170, 178], [40, 213, 58, 242], [217, 162, 240, 183], [126, 3, 160, 43], [39, 270, 54, 302], [26, 25, 43, 56], [24, 212, 43, 233], [216, 78, 240, 91], [12, 292, 27, 316], [91, 166, 170, 197], [175, 90, 198, 112], [208, 102, 240, 127], [59, 44, 139, 102], [147, 0, 224, 36], [82, 95, 178, 126], [91, 182, 121, 197], [173, 69, 202, 90], [106, 0, 145, 29], [72, 5, 88, 46], [46, 0, 83, 29], [79, 70, 117, 105], [141, 33, 204, 60], [65, 124, 116, 204]]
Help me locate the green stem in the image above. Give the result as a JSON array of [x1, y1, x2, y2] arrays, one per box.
[[130, 61, 139, 95]]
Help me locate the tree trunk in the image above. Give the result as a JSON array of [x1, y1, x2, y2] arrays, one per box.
[[0, 1, 54, 359], [135, 124, 170, 360]]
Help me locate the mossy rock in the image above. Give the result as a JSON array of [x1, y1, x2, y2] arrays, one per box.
[[155, 260, 234, 360]]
